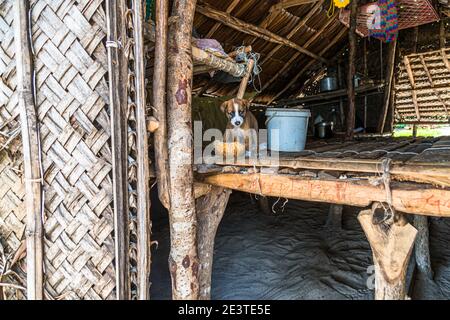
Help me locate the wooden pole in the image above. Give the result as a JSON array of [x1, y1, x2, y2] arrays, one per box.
[[413, 215, 433, 279], [363, 39, 368, 131], [440, 18, 446, 49], [133, 0, 152, 300], [200, 173, 450, 217], [196, 187, 231, 300], [346, 0, 358, 139], [377, 39, 397, 133], [167, 0, 200, 300], [13, 0, 44, 300], [153, 0, 170, 209], [106, 0, 130, 300], [358, 205, 417, 300], [196, 3, 327, 63], [237, 59, 254, 99]]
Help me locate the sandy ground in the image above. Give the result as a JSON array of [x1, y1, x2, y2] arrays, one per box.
[[150, 192, 450, 300]]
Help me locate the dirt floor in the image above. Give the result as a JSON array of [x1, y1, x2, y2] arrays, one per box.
[[150, 192, 450, 300]]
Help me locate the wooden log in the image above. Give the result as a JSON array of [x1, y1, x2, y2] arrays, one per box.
[[153, 0, 171, 210], [167, 0, 200, 300], [199, 173, 450, 217], [358, 205, 417, 300], [413, 215, 433, 279], [378, 40, 397, 133], [133, 0, 152, 300], [196, 3, 327, 63], [196, 187, 231, 300], [192, 47, 245, 78], [13, 0, 44, 300], [326, 204, 343, 230], [106, 0, 130, 299], [346, 0, 358, 139]]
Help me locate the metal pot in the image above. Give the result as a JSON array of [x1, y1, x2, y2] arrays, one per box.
[[320, 76, 338, 92], [315, 121, 333, 139]]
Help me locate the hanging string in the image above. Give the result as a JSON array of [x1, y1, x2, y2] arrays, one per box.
[[327, 0, 336, 19]]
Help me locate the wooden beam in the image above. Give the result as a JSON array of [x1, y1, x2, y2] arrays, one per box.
[[199, 173, 450, 217], [346, 0, 358, 139], [192, 47, 245, 78], [167, 0, 199, 300], [133, 0, 152, 300], [358, 206, 417, 300], [403, 56, 421, 121], [205, 0, 240, 38], [266, 26, 347, 105], [13, 0, 44, 300], [153, 0, 170, 210], [196, 3, 327, 63], [106, 0, 130, 299], [377, 39, 397, 133]]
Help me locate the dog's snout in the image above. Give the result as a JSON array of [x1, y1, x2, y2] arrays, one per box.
[[235, 120, 241, 126]]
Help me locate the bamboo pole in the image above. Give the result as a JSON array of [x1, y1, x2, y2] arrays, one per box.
[[13, 0, 44, 300], [346, 0, 358, 139], [196, 3, 327, 63], [106, 0, 130, 300], [167, 0, 200, 300], [133, 0, 152, 300], [153, 0, 170, 210], [377, 39, 397, 133]]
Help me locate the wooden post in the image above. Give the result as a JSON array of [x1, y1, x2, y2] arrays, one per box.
[[13, 0, 44, 300], [167, 0, 200, 300], [237, 59, 254, 99], [358, 204, 417, 300], [363, 39, 368, 131], [105, 0, 130, 299], [440, 18, 446, 49], [326, 204, 343, 230], [133, 0, 152, 300], [153, 0, 170, 209], [413, 215, 433, 279], [377, 39, 397, 133], [346, 0, 358, 139], [196, 187, 231, 300]]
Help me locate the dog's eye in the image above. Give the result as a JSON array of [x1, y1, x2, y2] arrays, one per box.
[[239, 111, 245, 116]]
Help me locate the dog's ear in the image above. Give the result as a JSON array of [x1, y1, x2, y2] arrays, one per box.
[[219, 100, 228, 113], [242, 99, 251, 110]]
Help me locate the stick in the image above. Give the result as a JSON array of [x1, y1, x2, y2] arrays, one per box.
[[237, 59, 254, 99], [346, 0, 358, 139], [13, 0, 44, 300]]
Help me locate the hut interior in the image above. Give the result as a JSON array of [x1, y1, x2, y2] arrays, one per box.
[[1, 0, 450, 301]]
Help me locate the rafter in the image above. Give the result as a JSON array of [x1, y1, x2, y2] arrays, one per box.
[[196, 3, 327, 63], [272, 0, 322, 11]]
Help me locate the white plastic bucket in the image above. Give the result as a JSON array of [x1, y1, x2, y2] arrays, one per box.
[[265, 108, 311, 152]]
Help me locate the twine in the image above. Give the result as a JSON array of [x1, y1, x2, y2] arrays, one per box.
[[235, 46, 263, 93]]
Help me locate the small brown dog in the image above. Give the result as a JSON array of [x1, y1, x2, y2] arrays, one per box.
[[220, 98, 258, 152]]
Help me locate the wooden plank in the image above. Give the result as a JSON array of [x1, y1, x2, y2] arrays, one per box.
[[105, 0, 130, 300], [200, 173, 450, 217], [196, 3, 327, 63], [13, 0, 44, 300]]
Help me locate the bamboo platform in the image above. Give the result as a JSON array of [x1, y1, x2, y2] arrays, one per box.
[[196, 136, 450, 217]]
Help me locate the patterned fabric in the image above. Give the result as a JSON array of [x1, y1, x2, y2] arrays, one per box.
[[369, 0, 399, 42]]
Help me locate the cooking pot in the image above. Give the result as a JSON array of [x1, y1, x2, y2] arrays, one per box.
[[315, 121, 333, 139]]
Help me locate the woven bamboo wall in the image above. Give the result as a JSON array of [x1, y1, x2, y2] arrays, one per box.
[[1, 0, 116, 300]]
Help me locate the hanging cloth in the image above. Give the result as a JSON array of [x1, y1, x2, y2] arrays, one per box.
[[369, 0, 399, 43]]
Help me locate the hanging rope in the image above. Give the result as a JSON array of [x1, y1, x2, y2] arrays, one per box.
[[235, 46, 263, 93]]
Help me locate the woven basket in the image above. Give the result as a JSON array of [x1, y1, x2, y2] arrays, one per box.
[[1, 0, 116, 300]]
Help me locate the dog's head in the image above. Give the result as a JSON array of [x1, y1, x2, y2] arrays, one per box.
[[220, 98, 250, 127]]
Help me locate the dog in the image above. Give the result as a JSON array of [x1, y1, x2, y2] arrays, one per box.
[[220, 98, 258, 153]]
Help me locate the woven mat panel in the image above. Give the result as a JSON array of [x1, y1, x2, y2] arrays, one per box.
[[27, 0, 115, 300]]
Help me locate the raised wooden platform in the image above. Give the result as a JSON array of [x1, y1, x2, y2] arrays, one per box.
[[195, 136, 450, 217]]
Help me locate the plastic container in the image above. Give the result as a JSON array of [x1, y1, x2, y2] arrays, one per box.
[[265, 108, 311, 152]]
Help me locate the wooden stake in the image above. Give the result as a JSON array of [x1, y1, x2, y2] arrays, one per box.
[[377, 39, 397, 133], [106, 0, 130, 300], [153, 0, 170, 209], [13, 0, 44, 301], [413, 215, 433, 279], [358, 205, 417, 300], [167, 0, 200, 300], [346, 0, 358, 139], [237, 59, 254, 99], [196, 187, 231, 300], [133, 0, 152, 300]]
